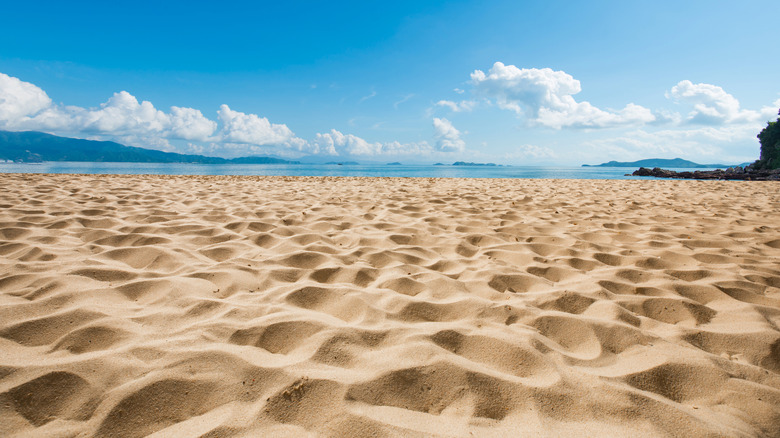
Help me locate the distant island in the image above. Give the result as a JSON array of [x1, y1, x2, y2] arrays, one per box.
[[452, 161, 500, 167], [582, 158, 745, 168], [386, 162, 402, 165], [325, 161, 359, 165], [0, 131, 300, 164]]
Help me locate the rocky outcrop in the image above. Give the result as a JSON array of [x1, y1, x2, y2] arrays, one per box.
[[632, 166, 780, 181]]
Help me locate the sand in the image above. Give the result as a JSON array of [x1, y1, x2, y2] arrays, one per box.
[[0, 173, 778, 437]]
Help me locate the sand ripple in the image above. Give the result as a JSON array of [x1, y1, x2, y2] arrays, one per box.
[[1, 174, 779, 437]]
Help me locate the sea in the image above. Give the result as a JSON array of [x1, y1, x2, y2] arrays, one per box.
[[0, 162, 722, 179]]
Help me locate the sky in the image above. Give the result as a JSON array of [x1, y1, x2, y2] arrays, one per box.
[[1, 0, 779, 165]]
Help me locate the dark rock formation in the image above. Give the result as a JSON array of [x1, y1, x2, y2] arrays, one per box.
[[632, 166, 780, 181]]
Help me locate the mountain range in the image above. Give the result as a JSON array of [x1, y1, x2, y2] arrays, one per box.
[[582, 158, 750, 168], [0, 131, 300, 164], [1, 131, 754, 169]]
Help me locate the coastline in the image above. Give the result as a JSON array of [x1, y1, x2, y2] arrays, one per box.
[[633, 166, 780, 181], [1, 173, 778, 437], [0, 161, 721, 180]]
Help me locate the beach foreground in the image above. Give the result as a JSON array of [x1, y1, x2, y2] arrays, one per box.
[[0, 174, 778, 437]]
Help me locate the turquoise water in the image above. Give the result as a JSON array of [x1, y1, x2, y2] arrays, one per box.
[[0, 162, 721, 179]]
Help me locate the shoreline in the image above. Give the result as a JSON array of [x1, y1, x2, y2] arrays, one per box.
[[0, 162, 690, 180], [2, 170, 778, 182], [633, 166, 780, 181]]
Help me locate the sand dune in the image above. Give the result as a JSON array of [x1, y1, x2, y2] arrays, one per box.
[[0, 173, 779, 437]]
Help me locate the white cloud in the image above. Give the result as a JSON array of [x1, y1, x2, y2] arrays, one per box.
[[580, 93, 780, 164], [217, 104, 305, 149], [169, 106, 217, 141], [433, 117, 465, 152], [436, 99, 476, 112], [312, 129, 433, 156], [470, 62, 655, 129], [650, 109, 683, 125], [78, 91, 170, 134], [583, 124, 763, 163], [3, 72, 447, 158], [762, 99, 780, 119], [312, 129, 357, 155], [0, 73, 218, 145], [667, 80, 762, 125], [0, 73, 52, 125]]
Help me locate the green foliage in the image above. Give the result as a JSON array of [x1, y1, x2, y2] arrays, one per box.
[[757, 109, 780, 169]]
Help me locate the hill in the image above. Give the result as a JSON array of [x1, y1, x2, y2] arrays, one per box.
[[581, 158, 745, 168], [0, 131, 299, 164], [452, 161, 500, 166]]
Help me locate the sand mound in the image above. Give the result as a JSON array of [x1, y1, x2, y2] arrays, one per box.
[[1, 173, 779, 437]]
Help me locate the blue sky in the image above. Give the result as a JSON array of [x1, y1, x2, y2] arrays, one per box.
[[1, 0, 778, 164]]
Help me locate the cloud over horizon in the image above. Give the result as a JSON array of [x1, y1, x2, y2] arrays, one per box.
[[433, 117, 465, 152], [0, 72, 448, 158], [1, 69, 777, 163], [426, 62, 778, 163], [667, 80, 779, 126], [312, 129, 433, 156], [0, 73, 51, 123], [217, 104, 305, 150], [468, 62, 656, 129], [0, 74, 219, 148]]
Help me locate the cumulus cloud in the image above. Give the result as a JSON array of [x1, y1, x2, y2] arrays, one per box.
[[312, 129, 433, 156], [78, 91, 169, 134], [217, 105, 304, 149], [0, 73, 218, 144], [582, 91, 780, 164], [169, 106, 218, 141], [666, 80, 780, 126], [470, 62, 655, 129], [0, 73, 52, 124], [312, 129, 376, 155], [667, 80, 770, 125], [0, 72, 460, 158], [0, 72, 322, 154], [433, 117, 465, 152]]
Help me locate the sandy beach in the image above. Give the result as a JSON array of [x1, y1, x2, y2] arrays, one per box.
[[0, 173, 778, 437]]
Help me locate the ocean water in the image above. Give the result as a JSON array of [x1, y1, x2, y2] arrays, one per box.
[[0, 162, 722, 179]]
